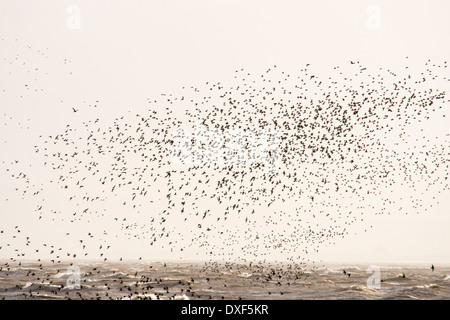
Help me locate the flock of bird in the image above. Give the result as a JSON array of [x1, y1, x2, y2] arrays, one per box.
[[1, 40, 449, 299]]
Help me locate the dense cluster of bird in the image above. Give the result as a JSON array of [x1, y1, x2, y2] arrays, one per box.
[[1, 40, 449, 272]]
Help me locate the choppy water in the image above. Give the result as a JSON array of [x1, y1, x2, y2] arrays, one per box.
[[0, 261, 449, 300]]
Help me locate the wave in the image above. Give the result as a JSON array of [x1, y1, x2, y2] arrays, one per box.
[[239, 273, 252, 278], [125, 293, 190, 300], [17, 282, 62, 292], [412, 284, 442, 290], [336, 285, 382, 295]]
